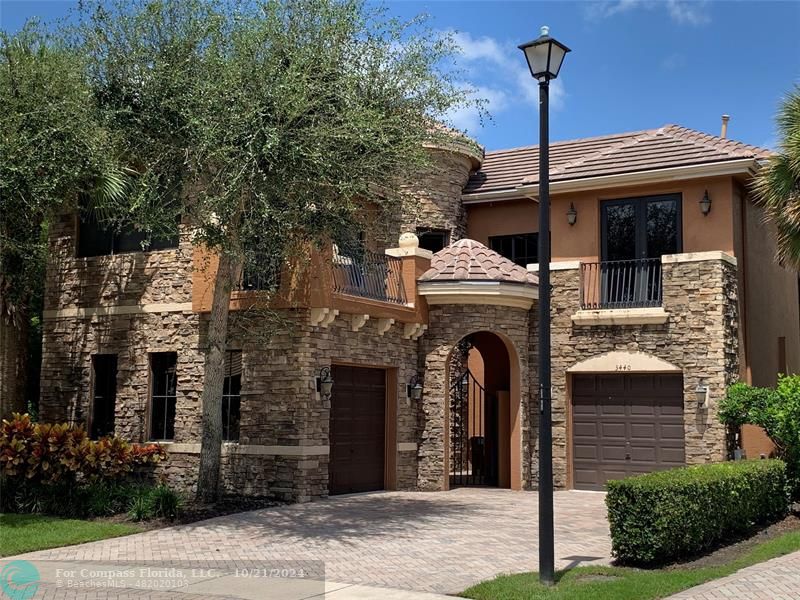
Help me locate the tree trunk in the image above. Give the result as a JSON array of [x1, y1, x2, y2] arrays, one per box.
[[0, 292, 29, 418], [196, 252, 238, 503]]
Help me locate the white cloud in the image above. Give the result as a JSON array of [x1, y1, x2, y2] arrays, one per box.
[[665, 0, 710, 25], [445, 30, 568, 134], [446, 84, 509, 132], [585, 0, 710, 26]]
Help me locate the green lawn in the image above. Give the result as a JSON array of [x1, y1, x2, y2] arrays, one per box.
[[0, 514, 141, 557], [461, 531, 800, 600]]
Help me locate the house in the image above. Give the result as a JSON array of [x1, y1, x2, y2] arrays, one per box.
[[38, 123, 799, 500]]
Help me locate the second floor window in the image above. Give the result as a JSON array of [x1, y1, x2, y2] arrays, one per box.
[[77, 210, 179, 257], [150, 352, 177, 441], [489, 233, 538, 267], [416, 228, 450, 253], [601, 194, 681, 262], [222, 351, 242, 441]]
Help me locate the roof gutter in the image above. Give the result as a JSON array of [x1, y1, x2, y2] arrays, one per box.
[[462, 158, 759, 205]]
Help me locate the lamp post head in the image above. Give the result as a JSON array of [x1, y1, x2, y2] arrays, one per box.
[[518, 26, 571, 82]]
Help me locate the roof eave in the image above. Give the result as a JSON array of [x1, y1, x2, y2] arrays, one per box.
[[462, 158, 760, 205]]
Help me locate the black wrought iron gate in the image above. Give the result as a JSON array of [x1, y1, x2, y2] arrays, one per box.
[[449, 369, 499, 487]]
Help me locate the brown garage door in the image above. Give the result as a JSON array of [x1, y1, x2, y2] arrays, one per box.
[[329, 365, 386, 495], [572, 373, 685, 490]]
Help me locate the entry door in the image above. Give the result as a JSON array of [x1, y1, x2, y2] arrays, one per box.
[[600, 195, 682, 306], [571, 373, 685, 490], [329, 365, 386, 495]]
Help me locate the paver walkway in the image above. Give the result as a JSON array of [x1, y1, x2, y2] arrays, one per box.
[[666, 549, 800, 600], [12, 488, 611, 596]]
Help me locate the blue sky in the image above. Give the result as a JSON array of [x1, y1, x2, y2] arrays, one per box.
[[2, 1, 798, 151]]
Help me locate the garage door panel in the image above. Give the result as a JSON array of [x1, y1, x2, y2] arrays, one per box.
[[572, 373, 685, 490], [573, 444, 598, 460], [573, 421, 598, 437], [630, 423, 656, 438], [659, 424, 685, 439], [601, 445, 627, 461]]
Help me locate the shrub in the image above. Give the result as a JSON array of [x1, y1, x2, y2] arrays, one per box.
[[606, 460, 788, 565], [147, 484, 183, 520], [719, 376, 800, 497], [0, 413, 165, 483], [0, 413, 172, 519]]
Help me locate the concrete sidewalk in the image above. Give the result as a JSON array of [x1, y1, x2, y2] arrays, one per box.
[[8, 558, 452, 599], [666, 549, 800, 600]]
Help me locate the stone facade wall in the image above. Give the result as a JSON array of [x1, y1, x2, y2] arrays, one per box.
[[418, 303, 533, 490], [549, 257, 739, 487], [400, 150, 475, 243], [40, 301, 419, 502]]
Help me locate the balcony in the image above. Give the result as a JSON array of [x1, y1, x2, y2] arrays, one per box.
[[193, 239, 428, 331], [331, 248, 407, 305], [580, 258, 663, 310]]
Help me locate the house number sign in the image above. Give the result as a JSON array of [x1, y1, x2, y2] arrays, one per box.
[[616, 364, 632, 371]]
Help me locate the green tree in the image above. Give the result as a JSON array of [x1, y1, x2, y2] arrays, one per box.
[[69, 0, 476, 501], [0, 23, 122, 415], [719, 376, 800, 498], [751, 86, 800, 268]]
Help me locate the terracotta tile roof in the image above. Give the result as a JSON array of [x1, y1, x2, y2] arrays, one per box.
[[419, 239, 538, 286], [464, 124, 772, 195]]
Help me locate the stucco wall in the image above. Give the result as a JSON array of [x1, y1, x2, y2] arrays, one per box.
[[741, 195, 800, 386], [464, 177, 737, 263]]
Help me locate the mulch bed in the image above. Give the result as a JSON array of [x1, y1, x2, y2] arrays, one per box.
[[102, 495, 284, 531], [663, 514, 800, 570]]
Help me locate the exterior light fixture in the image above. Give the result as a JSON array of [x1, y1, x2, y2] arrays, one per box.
[[695, 381, 709, 409], [407, 374, 423, 401], [519, 24, 570, 588], [518, 25, 571, 83], [700, 190, 712, 215], [567, 203, 577, 226], [316, 366, 334, 400]]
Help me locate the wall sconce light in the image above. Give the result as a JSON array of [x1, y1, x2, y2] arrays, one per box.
[[316, 366, 334, 400], [567, 202, 577, 226], [695, 381, 710, 409], [699, 190, 712, 216], [407, 374, 423, 401]]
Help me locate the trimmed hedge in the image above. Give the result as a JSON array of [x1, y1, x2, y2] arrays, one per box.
[[606, 460, 788, 565]]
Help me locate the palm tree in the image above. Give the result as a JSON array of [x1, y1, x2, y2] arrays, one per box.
[[752, 86, 800, 269]]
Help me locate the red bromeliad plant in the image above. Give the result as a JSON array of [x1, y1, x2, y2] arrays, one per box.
[[0, 413, 166, 484]]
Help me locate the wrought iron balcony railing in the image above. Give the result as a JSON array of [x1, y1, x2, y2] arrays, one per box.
[[580, 258, 663, 310], [332, 248, 407, 305], [237, 258, 282, 292]]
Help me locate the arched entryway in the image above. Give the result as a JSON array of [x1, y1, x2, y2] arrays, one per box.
[[448, 331, 515, 488], [414, 238, 538, 492]]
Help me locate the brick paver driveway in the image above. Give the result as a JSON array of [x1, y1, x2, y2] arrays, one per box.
[[666, 550, 800, 600], [23, 488, 610, 595]]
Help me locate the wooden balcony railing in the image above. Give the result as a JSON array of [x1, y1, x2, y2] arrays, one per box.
[[580, 258, 663, 310]]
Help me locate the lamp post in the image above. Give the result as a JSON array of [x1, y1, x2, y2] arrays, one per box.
[[519, 25, 570, 587]]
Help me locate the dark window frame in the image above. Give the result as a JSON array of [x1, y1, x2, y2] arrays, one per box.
[[416, 228, 450, 253], [90, 354, 118, 440], [222, 350, 242, 442], [600, 194, 683, 262], [488, 232, 539, 267], [149, 352, 177, 441], [76, 212, 180, 258]]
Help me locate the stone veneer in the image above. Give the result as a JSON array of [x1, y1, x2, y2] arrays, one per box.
[[547, 255, 739, 487], [418, 303, 536, 490], [400, 149, 476, 243]]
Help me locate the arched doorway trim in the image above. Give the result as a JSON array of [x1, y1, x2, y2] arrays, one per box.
[[444, 329, 523, 491], [567, 351, 681, 374]]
